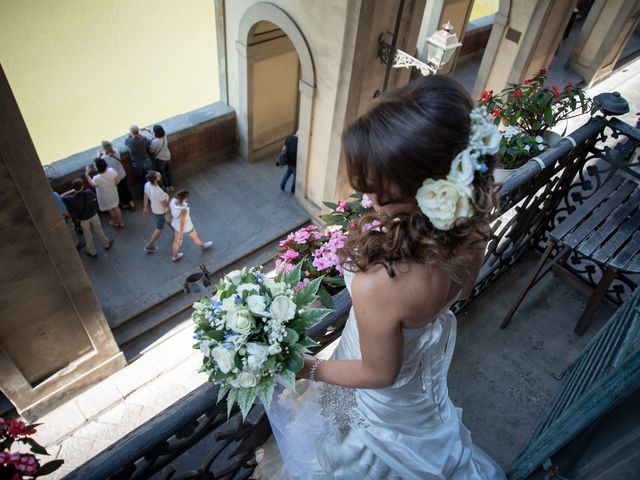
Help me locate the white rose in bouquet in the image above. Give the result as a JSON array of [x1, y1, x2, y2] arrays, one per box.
[[227, 269, 243, 286], [264, 278, 287, 296], [268, 343, 282, 355], [225, 309, 255, 334], [246, 294, 268, 316], [222, 296, 240, 313], [237, 372, 258, 388], [237, 283, 259, 297], [211, 346, 235, 373], [246, 342, 269, 370], [270, 295, 297, 322]]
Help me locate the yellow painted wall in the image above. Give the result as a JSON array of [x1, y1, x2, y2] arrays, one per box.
[[251, 49, 299, 150], [0, 0, 219, 165]]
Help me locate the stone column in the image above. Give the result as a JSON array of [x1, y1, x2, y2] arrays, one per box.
[[0, 66, 126, 421], [472, 0, 578, 98], [567, 0, 640, 86], [324, 0, 427, 202]]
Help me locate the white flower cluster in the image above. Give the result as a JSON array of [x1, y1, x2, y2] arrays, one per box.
[[416, 106, 500, 230], [192, 265, 328, 418]]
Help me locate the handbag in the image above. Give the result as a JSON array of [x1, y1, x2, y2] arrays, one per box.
[[276, 143, 288, 167]]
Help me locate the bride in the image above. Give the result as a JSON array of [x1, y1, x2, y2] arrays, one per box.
[[255, 75, 506, 479]]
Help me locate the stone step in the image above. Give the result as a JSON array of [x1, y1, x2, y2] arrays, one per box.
[[113, 222, 308, 355]]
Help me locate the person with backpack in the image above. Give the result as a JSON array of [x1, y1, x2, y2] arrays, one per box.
[[278, 132, 298, 194], [62, 178, 112, 258]]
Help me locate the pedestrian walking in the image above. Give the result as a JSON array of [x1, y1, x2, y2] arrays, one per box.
[[143, 171, 170, 253], [63, 178, 113, 258], [169, 189, 212, 262], [143, 125, 173, 191], [85, 158, 124, 228], [278, 132, 298, 194], [98, 140, 135, 210], [125, 124, 152, 198]]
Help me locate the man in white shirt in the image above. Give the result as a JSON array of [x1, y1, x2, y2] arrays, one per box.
[[142, 171, 170, 253]]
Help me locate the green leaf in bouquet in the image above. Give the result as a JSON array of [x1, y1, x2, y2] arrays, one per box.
[[300, 307, 332, 327], [35, 459, 65, 477], [280, 369, 297, 389], [238, 386, 256, 419], [284, 328, 300, 345], [206, 330, 225, 342], [286, 350, 304, 372], [264, 355, 277, 371], [321, 276, 345, 286], [257, 376, 276, 410], [295, 277, 322, 308], [318, 286, 334, 309], [211, 368, 228, 383], [288, 317, 306, 334], [299, 335, 319, 349], [227, 388, 239, 418], [217, 384, 230, 403], [234, 354, 243, 370]]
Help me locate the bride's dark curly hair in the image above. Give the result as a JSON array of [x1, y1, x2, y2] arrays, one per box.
[[339, 75, 498, 284]]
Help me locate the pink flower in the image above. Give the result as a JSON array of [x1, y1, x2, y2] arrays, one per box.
[[335, 200, 348, 213], [14, 455, 38, 475], [349, 221, 357, 230], [282, 249, 299, 261], [286, 232, 295, 242], [278, 239, 289, 248], [293, 229, 310, 244], [363, 219, 382, 232], [361, 194, 373, 209], [284, 262, 294, 273], [304, 225, 318, 232], [274, 259, 286, 273], [303, 270, 310, 277], [295, 278, 310, 291], [0, 451, 11, 465]]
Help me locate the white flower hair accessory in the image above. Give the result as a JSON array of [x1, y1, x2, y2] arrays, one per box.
[[416, 106, 500, 230]]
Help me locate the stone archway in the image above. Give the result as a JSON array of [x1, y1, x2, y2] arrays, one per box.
[[236, 2, 315, 201]]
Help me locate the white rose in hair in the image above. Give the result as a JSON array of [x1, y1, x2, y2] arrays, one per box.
[[448, 151, 477, 186], [246, 295, 268, 316], [211, 346, 236, 373], [474, 123, 501, 155], [237, 371, 258, 388], [416, 179, 474, 231], [270, 296, 297, 322]]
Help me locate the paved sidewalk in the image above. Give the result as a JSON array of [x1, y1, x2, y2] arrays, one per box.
[[76, 152, 309, 327]]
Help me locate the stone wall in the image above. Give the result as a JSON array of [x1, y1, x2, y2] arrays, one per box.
[[46, 102, 236, 194]]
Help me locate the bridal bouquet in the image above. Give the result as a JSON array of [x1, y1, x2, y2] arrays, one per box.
[[192, 265, 331, 418]]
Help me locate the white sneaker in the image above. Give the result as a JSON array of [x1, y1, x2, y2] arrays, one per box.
[[172, 252, 184, 262], [201, 241, 213, 250]]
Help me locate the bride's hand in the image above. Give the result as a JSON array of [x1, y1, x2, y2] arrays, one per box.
[[296, 354, 317, 380]]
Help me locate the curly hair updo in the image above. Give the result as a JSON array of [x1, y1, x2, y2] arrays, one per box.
[[339, 75, 497, 283]]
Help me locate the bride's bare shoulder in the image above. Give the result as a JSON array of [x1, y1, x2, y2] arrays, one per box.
[[351, 263, 451, 326]]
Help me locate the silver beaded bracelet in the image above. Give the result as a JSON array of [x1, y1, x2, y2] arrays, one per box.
[[309, 358, 325, 382]]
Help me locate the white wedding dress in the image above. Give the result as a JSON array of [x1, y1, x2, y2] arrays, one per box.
[[255, 269, 506, 479]]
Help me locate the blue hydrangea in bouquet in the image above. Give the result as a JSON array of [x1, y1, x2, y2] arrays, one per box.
[[192, 264, 331, 418]]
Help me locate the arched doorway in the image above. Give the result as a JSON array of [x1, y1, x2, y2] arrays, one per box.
[[236, 2, 315, 201]]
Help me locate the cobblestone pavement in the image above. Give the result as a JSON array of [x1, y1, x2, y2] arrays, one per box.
[[77, 151, 309, 327]]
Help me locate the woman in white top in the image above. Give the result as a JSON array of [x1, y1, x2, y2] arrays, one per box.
[[169, 189, 212, 262], [143, 125, 173, 191], [85, 158, 124, 228], [98, 140, 135, 210]]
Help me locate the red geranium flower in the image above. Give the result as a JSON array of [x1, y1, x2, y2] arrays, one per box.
[[523, 78, 532, 85], [511, 89, 522, 98], [480, 89, 493, 102], [6, 420, 36, 438], [491, 108, 501, 118], [552, 85, 560, 97], [564, 82, 573, 90], [539, 68, 547, 74]]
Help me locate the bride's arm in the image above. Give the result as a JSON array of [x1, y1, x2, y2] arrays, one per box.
[[300, 269, 405, 389]]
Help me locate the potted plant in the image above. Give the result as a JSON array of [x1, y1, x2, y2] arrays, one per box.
[[478, 68, 594, 180]]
